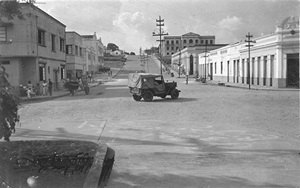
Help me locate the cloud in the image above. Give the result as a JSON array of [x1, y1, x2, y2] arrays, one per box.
[[217, 16, 243, 31]]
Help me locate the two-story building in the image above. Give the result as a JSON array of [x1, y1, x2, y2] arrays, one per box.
[[65, 31, 86, 79], [161, 32, 215, 59], [0, 3, 66, 89], [161, 32, 215, 65], [198, 16, 299, 89]]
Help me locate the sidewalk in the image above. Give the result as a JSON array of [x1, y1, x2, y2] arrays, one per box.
[[20, 72, 120, 103]]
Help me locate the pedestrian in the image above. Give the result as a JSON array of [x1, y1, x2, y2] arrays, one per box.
[[48, 79, 53, 96], [26, 81, 33, 99], [42, 80, 47, 96]]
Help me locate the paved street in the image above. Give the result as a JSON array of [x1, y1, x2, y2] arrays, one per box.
[[15, 55, 300, 188]]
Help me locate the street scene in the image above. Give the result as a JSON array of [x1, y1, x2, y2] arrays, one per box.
[[0, 0, 299, 188], [14, 55, 300, 188]]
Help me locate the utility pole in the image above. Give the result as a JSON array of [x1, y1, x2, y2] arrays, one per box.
[[245, 32, 255, 90], [152, 16, 168, 75]]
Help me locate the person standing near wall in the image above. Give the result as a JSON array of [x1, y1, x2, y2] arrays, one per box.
[[42, 80, 47, 96], [48, 79, 53, 96]]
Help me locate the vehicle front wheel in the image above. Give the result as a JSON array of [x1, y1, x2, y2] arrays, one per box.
[[133, 95, 142, 101], [143, 91, 153, 102], [170, 89, 179, 99]]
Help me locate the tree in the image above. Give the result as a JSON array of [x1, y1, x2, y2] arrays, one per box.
[[0, 65, 20, 141], [107, 43, 119, 52], [0, 1, 23, 20]]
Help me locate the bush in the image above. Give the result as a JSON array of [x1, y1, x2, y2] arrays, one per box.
[[0, 65, 20, 141]]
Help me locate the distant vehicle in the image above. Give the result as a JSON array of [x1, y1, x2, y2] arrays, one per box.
[[98, 66, 111, 73], [128, 73, 180, 102]]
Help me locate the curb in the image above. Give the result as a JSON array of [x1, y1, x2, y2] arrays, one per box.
[[205, 81, 300, 91], [20, 83, 101, 103]]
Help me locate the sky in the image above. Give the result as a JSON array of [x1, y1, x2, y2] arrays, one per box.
[[37, 0, 300, 53]]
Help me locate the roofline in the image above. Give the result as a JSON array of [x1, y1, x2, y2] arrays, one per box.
[[21, 3, 66, 27], [66, 31, 82, 37]]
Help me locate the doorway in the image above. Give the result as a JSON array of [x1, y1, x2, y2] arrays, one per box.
[[210, 63, 213, 80], [189, 55, 194, 75], [286, 53, 299, 88]]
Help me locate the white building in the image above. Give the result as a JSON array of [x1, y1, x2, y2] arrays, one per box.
[[198, 16, 299, 88]]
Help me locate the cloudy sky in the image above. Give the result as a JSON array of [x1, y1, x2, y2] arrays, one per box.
[[37, 0, 300, 53]]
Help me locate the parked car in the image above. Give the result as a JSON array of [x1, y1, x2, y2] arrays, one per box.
[[128, 73, 180, 102]]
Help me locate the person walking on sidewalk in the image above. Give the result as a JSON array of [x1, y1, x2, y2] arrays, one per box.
[[48, 79, 53, 96]]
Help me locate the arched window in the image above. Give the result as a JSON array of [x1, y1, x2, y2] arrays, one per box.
[[195, 40, 198, 44], [171, 40, 174, 44], [189, 39, 193, 44], [183, 40, 186, 44], [166, 40, 169, 44]]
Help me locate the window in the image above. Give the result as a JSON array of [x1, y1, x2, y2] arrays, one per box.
[[171, 40, 174, 44], [176, 40, 179, 44], [210, 40, 213, 44], [201, 40, 204, 44], [0, 60, 10, 65], [167, 52, 169, 55], [59, 38, 65, 52], [195, 40, 198, 44], [79, 47, 83, 57], [66, 45, 73, 55], [166, 47, 169, 50], [38, 29, 46, 46], [183, 40, 186, 44], [0, 27, 7, 42], [166, 41, 169, 45], [75, 45, 78, 56], [51, 34, 56, 51], [189, 39, 193, 44], [171, 47, 174, 50]]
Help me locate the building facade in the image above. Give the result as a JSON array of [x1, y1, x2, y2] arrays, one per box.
[[198, 16, 299, 88], [162, 32, 215, 58], [82, 33, 105, 73], [171, 44, 227, 76], [65, 31, 86, 79], [0, 3, 66, 89]]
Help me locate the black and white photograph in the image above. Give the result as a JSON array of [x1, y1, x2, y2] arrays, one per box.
[[0, 0, 299, 187]]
